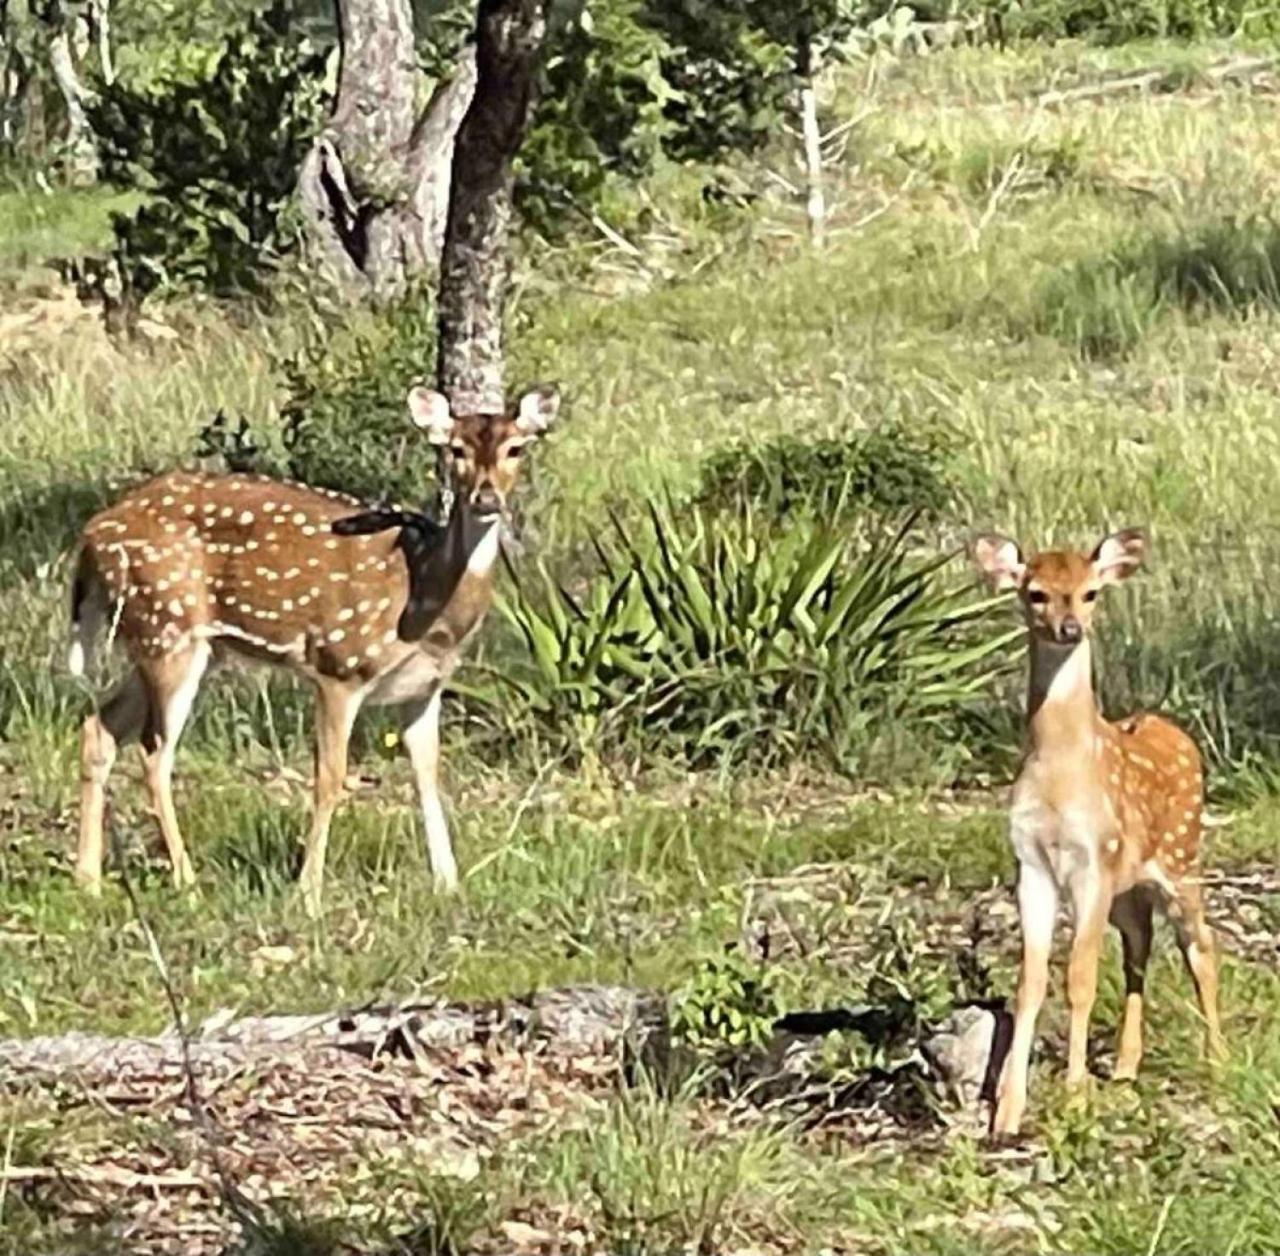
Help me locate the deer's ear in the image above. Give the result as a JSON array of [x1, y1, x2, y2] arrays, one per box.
[[1091, 528, 1146, 585], [407, 386, 454, 444], [970, 533, 1025, 592], [514, 386, 560, 435]]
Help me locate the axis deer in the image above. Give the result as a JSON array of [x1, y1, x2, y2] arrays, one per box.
[[970, 528, 1224, 1137], [69, 384, 560, 912]]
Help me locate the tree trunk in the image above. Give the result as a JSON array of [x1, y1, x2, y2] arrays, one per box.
[[88, 0, 113, 86], [36, 0, 97, 184], [435, 0, 549, 414], [0, 1, 18, 152], [797, 34, 824, 247], [296, 0, 477, 301]]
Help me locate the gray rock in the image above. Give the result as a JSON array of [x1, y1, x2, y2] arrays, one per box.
[[920, 1005, 1000, 1106]]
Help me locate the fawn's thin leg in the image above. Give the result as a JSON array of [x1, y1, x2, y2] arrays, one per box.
[[402, 685, 459, 892], [76, 670, 149, 893], [138, 643, 209, 889], [1170, 874, 1226, 1062], [1065, 865, 1111, 1088], [1110, 887, 1154, 1081], [993, 859, 1059, 1137], [297, 680, 363, 915]]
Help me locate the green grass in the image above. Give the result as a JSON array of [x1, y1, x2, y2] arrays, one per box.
[[6, 32, 1280, 1255], [0, 182, 134, 279]]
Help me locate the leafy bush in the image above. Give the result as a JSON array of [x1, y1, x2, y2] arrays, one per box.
[[87, 0, 329, 303], [992, 0, 1280, 42], [1036, 214, 1280, 357], [670, 950, 784, 1058], [476, 504, 1017, 776], [692, 423, 957, 523], [640, 1, 794, 164], [518, 0, 677, 227], [194, 296, 443, 510], [272, 296, 442, 507]]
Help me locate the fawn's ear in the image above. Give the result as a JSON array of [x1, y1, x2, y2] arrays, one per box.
[[1091, 528, 1147, 585], [514, 386, 561, 436], [970, 533, 1025, 592], [407, 386, 455, 444]]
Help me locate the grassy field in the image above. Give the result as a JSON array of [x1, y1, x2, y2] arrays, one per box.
[[5, 35, 1280, 1254]]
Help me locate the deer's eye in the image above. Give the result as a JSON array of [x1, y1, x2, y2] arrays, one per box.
[[1027, 589, 1048, 605], [505, 442, 527, 459], [1082, 589, 1099, 603], [449, 443, 468, 460]]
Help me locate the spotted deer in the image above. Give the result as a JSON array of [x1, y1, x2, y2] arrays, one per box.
[[69, 384, 560, 912], [970, 528, 1225, 1138]]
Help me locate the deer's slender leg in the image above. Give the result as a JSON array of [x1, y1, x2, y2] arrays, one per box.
[[298, 679, 363, 915], [402, 685, 458, 892], [138, 642, 210, 889], [1169, 874, 1226, 1063], [1110, 887, 1154, 1081], [76, 669, 149, 893], [1065, 862, 1111, 1088], [994, 857, 1059, 1137]]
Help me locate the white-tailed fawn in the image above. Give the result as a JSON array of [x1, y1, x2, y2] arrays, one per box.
[[971, 527, 1225, 1137], [69, 383, 560, 913]]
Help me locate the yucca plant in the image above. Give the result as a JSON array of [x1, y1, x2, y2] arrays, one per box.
[[474, 503, 1020, 777]]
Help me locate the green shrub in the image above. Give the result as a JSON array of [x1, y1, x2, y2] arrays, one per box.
[[87, 0, 330, 303], [973, 0, 1280, 42], [193, 296, 442, 509], [474, 504, 1017, 777], [670, 950, 784, 1058], [271, 296, 442, 508], [518, 0, 677, 229], [692, 422, 957, 524]]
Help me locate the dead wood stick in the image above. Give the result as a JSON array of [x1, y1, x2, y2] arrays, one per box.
[[1036, 56, 1273, 107], [0, 1164, 208, 1190]]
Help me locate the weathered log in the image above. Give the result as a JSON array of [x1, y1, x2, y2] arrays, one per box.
[[0, 985, 668, 1088]]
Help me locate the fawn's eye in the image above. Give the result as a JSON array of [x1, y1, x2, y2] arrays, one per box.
[[505, 442, 526, 459], [449, 443, 468, 460], [1027, 589, 1048, 605], [1082, 589, 1099, 603]]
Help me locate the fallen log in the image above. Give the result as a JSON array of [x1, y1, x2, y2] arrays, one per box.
[[1036, 55, 1274, 108], [0, 985, 669, 1088]]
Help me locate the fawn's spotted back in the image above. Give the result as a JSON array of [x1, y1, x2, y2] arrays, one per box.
[[1099, 713, 1203, 881]]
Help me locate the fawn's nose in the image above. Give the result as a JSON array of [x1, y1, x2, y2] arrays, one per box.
[[1057, 616, 1083, 644]]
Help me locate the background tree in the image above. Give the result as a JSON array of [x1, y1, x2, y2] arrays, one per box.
[[295, 0, 477, 300], [649, 0, 860, 244], [1, 0, 115, 181], [34, 1, 97, 182], [436, 0, 550, 411]]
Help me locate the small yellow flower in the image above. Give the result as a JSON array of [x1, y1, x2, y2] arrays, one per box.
[[383, 731, 400, 749]]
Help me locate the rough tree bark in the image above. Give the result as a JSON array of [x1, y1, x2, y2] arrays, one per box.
[[86, 0, 111, 86], [435, 0, 549, 414], [297, 0, 477, 301], [34, 0, 97, 183], [0, 0, 20, 152]]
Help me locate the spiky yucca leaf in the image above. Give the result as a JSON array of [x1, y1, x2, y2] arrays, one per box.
[[477, 505, 1018, 776]]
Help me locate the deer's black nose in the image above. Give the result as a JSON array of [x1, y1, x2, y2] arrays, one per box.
[[1058, 616, 1082, 644], [471, 484, 502, 516]]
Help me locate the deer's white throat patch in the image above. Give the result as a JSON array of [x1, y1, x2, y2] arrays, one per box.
[[465, 522, 501, 578]]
